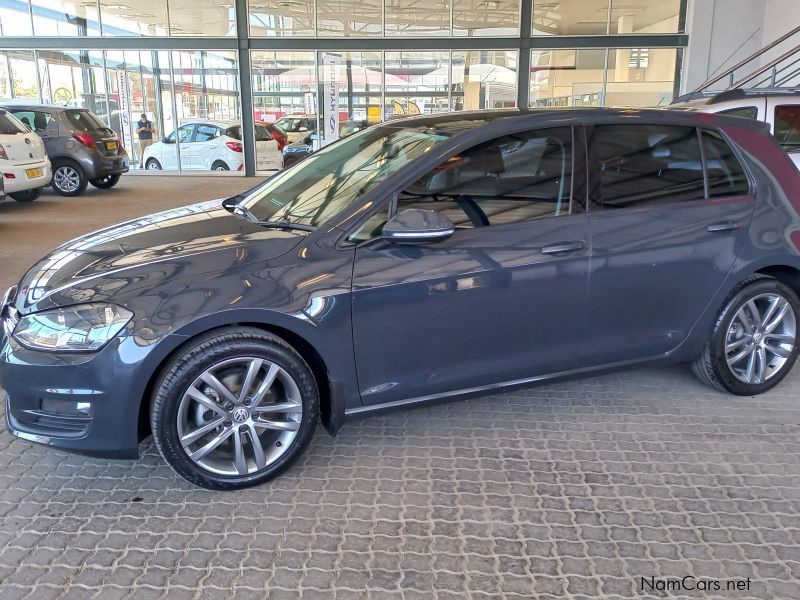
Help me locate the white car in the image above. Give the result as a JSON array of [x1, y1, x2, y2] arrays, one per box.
[[671, 88, 800, 169], [143, 121, 282, 172], [0, 108, 51, 202]]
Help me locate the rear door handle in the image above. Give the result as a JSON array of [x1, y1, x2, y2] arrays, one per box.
[[541, 240, 586, 255], [707, 221, 743, 233]]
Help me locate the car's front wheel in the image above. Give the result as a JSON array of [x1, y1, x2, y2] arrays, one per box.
[[693, 277, 800, 395], [145, 159, 162, 170], [151, 327, 319, 490], [89, 173, 121, 189]]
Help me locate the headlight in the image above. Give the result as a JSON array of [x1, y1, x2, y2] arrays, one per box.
[[13, 303, 133, 352]]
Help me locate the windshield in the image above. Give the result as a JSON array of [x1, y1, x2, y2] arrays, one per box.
[[238, 124, 454, 227]]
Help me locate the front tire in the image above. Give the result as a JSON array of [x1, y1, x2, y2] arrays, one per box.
[[10, 187, 42, 202], [151, 327, 319, 490], [89, 173, 121, 189], [51, 161, 88, 196], [693, 277, 800, 395], [145, 159, 162, 171]]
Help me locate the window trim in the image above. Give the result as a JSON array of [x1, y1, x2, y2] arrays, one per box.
[[341, 124, 583, 248], [587, 122, 754, 213]]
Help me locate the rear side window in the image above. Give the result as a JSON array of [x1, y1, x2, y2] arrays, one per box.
[[774, 105, 800, 152], [195, 124, 220, 142], [701, 131, 750, 197], [64, 110, 108, 132], [396, 127, 574, 229], [226, 126, 241, 140], [719, 106, 759, 120], [595, 124, 706, 208], [0, 111, 27, 135], [10, 110, 54, 133]]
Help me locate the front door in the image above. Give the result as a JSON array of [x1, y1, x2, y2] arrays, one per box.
[[351, 126, 591, 406], [584, 122, 755, 365]]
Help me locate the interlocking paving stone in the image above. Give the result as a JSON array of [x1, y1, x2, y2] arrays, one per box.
[[0, 363, 798, 598]]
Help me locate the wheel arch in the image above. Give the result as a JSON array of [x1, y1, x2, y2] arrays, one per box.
[[137, 319, 343, 445]]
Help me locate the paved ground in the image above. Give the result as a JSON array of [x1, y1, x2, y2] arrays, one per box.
[[0, 177, 799, 599]]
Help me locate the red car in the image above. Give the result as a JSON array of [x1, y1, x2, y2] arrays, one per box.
[[260, 122, 287, 152]]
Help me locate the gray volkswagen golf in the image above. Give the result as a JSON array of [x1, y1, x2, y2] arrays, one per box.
[[2, 108, 800, 490]]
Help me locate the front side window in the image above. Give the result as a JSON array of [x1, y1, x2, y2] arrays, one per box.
[[395, 127, 574, 229], [719, 106, 759, 120], [774, 105, 800, 152], [594, 124, 706, 209], [176, 125, 195, 143]]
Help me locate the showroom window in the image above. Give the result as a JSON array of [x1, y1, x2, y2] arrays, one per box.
[[452, 51, 518, 110], [593, 124, 706, 209], [533, 0, 682, 36], [396, 127, 574, 229]]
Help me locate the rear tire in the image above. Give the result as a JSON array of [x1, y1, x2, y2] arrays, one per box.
[[10, 187, 42, 202], [51, 160, 88, 196], [151, 327, 319, 490], [692, 277, 800, 395], [211, 161, 229, 171], [89, 173, 121, 189]]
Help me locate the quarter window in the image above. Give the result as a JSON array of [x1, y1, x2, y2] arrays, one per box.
[[395, 127, 574, 229], [595, 124, 706, 208], [701, 131, 750, 197], [774, 105, 800, 152], [719, 106, 759, 120]]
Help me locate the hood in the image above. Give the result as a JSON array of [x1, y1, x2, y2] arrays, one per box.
[[15, 199, 303, 313]]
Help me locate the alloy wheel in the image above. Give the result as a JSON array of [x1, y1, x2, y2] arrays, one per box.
[[54, 166, 81, 193], [177, 357, 303, 476], [725, 293, 796, 384]]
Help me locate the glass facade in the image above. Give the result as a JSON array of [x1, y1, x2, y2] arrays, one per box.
[[0, 0, 687, 174]]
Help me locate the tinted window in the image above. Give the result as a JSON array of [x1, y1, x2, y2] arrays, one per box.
[[774, 105, 800, 151], [719, 106, 759, 120], [0, 111, 28, 135], [255, 125, 272, 141], [10, 110, 54, 133], [64, 110, 108, 132], [395, 127, 573, 229], [702, 131, 750, 197], [195, 124, 220, 142], [595, 124, 705, 208]]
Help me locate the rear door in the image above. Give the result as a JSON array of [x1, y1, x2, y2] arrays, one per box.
[[193, 124, 222, 169], [584, 122, 755, 365]]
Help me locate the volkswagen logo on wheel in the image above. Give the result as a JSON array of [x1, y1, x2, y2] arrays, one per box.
[[232, 407, 249, 423]]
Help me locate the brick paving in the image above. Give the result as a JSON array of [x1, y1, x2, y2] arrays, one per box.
[[1, 179, 799, 598], [0, 364, 798, 599]]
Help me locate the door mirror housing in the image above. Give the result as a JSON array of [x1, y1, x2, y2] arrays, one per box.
[[382, 208, 455, 244], [162, 136, 173, 144]]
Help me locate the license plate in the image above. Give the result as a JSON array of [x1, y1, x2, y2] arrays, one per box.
[[105, 140, 117, 151], [25, 168, 42, 179]]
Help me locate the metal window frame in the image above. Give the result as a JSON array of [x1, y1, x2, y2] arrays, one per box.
[[0, 0, 689, 175]]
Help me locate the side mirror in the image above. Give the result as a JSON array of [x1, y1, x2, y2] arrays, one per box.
[[162, 136, 172, 144], [382, 208, 454, 244]]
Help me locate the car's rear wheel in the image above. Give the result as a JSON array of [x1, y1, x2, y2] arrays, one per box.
[[211, 161, 229, 171], [89, 173, 121, 189], [151, 327, 319, 490], [9, 187, 42, 202], [282, 156, 299, 169], [51, 161, 88, 196], [145, 159, 162, 170], [693, 277, 800, 395]]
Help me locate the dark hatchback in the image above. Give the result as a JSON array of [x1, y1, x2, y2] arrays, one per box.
[[2, 104, 129, 196], [3, 108, 800, 490]]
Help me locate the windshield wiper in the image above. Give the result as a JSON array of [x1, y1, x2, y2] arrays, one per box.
[[256, 220, 317, 232]]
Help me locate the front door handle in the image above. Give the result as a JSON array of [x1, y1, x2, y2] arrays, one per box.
[[707, 221, 743, 233], [541, 240, 586, 255]]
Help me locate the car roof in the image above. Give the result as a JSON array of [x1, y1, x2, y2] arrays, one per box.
[[672, 87, 800, 106], [0, 103, 82, 111], [180, 120, 238, 128], [379, 107, 770, 134]]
